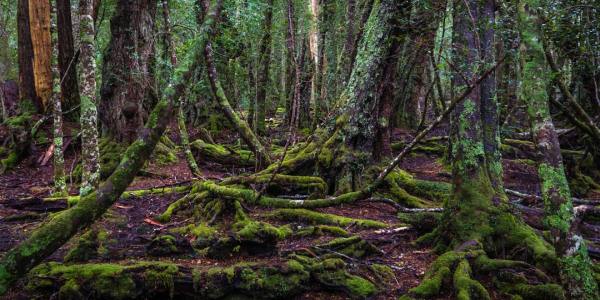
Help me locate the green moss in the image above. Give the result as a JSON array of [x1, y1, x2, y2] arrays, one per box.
[[506, 283, 565, 300], [311, 258, 377, 298], [142, 263, 179, 298], [294, 225, 350, 237], [233, 220, 291, 241], [406, 251, 464, 298], [190, 139, 255, 166], [64, 229, 110, 263], [28, 262, 136, 299], [151, 141, 179, 166], [370, 264, 395, 286], [0, 151, 19, 172], [453, 259, 490, 300], [72, 138, 125, 182], [267, 209, 386, 229], [315, 236, 379, 259]]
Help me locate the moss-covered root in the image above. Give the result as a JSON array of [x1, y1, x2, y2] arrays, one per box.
[[267, 208, 387, 229], [311, 236, 381, 259], [384, 170, 450, 206], [402, 249, 565, 300], [73, 138, 125, 182], [190, 139, 256, 167], [310, 258, 377, 299], [150, 139, 179, 166], [155, 191, 208, 223]]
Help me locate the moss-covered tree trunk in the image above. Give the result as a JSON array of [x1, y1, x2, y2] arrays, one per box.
[[79, 0, 101, 196], [518, 2, 599, 298], [334, 0, 409, 190], [50, 4, 67, 197], [0, 0, 220, 292], [99, 0, 157, 143]]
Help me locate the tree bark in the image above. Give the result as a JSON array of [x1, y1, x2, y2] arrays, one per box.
[[17, 0, 36, 108], [78, 0, 101, 196], [57, 0, 81, 119], [99, 0, 157, 143], [28, 0, 53, 112], [479, 0, 504, 197]]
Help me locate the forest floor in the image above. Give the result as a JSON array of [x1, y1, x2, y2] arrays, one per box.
[[0, 123, 598, 299]]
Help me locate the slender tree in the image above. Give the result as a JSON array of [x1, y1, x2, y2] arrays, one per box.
[[78, 0, 101, 196], [50, 1, 66, 197]]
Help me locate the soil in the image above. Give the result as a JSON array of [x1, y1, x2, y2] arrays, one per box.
[[0, 124, 598, 299]]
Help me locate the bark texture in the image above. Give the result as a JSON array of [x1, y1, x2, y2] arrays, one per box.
[[79, 0, 101, 196], [28, 0, 53, 112], [99, 0, 157, 143], [17, 0, 36, 106], [57, 0, 81, 118]]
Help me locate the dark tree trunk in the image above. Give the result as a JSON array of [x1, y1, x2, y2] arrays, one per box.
[[57, 0, 81, 120], [254, 0, 273, 135], [99, 0, 157, 143], [479, 0, 503, 195], [17, 0, 36, 108]]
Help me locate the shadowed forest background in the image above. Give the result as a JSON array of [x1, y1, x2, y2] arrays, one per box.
[[0, 0, 600, 299]]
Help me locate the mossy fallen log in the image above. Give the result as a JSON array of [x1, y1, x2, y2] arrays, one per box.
[[26, 258, 377, 299], [267, 208, 387, 229], [190, 139, 256, 167]]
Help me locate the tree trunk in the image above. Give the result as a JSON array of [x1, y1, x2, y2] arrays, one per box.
[[28, 0, 53, 112], [78, 0, 101, 196], [57, 0, 81, 119], [17, 0, 36, 108], [518, 2, 599, 298], [50, 2, 67, 197], [99, 0, 157, 143], [479, 0, 503, 196]]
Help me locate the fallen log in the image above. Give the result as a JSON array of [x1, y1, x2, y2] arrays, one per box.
[[26, 258, 377, 299]]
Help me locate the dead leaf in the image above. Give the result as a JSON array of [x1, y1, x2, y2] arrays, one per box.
[[144, 218, 164, 227], [115, 204, 133, 209]]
